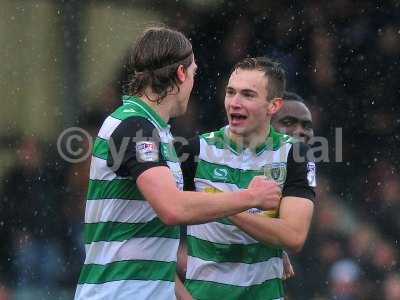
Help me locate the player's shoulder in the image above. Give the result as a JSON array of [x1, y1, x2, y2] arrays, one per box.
[[110, 115, 158, 140], [270, 127, 297, 147], [269, 128, 312, 160], [199, 127, 225, 146], [110, 104, 149, 122], [288, 140, 312, 158]]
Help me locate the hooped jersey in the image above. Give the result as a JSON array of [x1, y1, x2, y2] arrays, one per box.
[[75, 96, 183, 300], [180, 126, 316, 300]]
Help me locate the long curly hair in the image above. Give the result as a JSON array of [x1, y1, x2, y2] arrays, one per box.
[[127, 26, 193, 104]]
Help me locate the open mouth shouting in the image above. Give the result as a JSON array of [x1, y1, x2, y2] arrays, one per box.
[[230, 112, 248, 126]]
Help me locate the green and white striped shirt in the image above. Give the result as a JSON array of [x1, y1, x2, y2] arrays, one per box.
[[75, 96, 183, 300], [182, 126, 315, 300]]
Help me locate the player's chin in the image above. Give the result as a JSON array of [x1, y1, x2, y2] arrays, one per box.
[[174, 103, 188, 118], [229, 124, 246, 135]]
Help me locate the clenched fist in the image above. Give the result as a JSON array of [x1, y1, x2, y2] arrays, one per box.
[[247, 176, 282, 211]]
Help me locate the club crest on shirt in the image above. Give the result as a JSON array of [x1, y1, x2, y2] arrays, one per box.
[[263, 162, 287, 186], [136, 141, 159, 162]]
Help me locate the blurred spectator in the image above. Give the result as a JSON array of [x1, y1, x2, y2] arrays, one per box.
[[1, 137, 65, 289], [329, 259, 362, 300], [384, 273, 400, 300], [0, 284, 9, 300]]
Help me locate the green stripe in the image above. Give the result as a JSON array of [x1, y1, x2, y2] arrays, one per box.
[[185, 278, 283, 300], [87, 179, 143, 200], [195, 159, 263, 189], [78, 260, 176, 284], [201, 130, 234, 153], [201, 127, 293, 154], [187, 236, 282, 264], [92, 137, 108, 160], [160, 142, 179, 163], [110, 104, 148, 121], [84, 218, 180, 244]]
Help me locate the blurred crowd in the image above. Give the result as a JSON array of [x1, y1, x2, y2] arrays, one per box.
[[1, 1, 399, 299]]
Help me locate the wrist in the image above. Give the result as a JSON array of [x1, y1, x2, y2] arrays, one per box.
[[229, 211, 246, 223], [241, 189, 259, 208]]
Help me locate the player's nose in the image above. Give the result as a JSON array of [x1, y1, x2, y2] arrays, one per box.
[[229, 94, 243, 108], [293, 125, 308, 143]]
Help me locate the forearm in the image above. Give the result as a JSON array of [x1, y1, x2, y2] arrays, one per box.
[[229, 196, 314, 252], [175, 274, 193, 300], [229, 213, 303, 252], [174, 190, 257, 225], [137, 167, 280, 225]]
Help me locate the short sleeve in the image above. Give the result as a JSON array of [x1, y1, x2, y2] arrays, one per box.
[[106, 116, 167, 181], [282, 142, 316, 201]]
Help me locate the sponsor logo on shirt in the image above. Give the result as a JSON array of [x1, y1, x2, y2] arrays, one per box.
[[136, 141, 159, 162], [213, 168, 228, 180]]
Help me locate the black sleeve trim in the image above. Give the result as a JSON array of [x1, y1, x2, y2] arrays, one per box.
[[106, 116, 167, 181], [282, 142, 316, 201]]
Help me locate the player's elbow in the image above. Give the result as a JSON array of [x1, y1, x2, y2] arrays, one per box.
[[158, 204, 187, 225], [159, 210, 182, 225], [286, 236, 306, 253], [287, 242, 304, 253], [152, 192, 186, 225]]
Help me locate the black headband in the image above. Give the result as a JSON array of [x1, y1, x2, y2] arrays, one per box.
[[136, 50, 193, 72]]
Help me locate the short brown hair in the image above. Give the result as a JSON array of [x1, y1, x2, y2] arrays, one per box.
[[232, 57, 286, 101], [127, 26, 193, 102]]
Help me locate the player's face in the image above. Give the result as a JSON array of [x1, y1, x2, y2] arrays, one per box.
[[225, 69, 272, 138], [271, 101, 314, 144], [175, 56, 197, 117]]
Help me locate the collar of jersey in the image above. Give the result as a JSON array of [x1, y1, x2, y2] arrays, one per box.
[[222, 125, 282, 155], [122, 95, 168, 129]]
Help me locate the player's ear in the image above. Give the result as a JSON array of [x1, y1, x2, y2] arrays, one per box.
[[267, 97, 284, 115], [176, 65, 186, 83]]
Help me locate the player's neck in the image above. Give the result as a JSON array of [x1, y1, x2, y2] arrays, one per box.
[[141, 90, 173, 123], [228, 124, 271, 150]]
